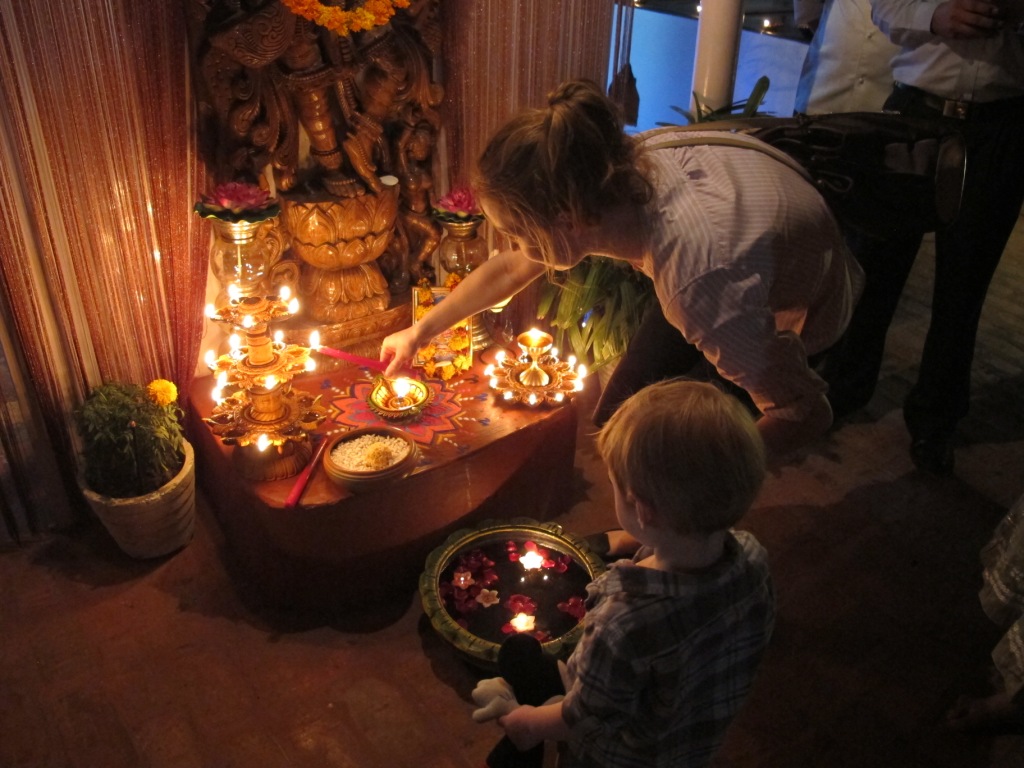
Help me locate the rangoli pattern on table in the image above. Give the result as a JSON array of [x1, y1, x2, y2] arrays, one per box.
[[321, 370, 487, 447]]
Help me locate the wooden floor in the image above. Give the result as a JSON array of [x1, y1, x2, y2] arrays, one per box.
[[3, 216, 1024, 767]]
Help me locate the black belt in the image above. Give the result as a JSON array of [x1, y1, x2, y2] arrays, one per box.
[[893, 82, 1024, 121]]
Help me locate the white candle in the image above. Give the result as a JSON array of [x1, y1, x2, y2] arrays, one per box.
[[509, 613, 535, 633], [520, 550, 545, 570]]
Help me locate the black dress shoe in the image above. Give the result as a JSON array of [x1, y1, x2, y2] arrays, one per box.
[[910, 435, 955, 476]]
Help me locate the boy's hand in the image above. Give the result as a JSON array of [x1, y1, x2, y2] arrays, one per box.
[[471, 677, 518, 723], [498, 705, 542, 751]]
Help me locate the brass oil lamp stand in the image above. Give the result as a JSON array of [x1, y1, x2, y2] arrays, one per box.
[[203, 287, 328, 481], [485, 329, 585, 406]]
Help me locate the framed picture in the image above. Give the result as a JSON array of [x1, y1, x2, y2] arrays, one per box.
[[412, 286, 473, 379]]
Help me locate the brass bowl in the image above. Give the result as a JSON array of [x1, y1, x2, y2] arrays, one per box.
[[322, 426, 419, 493], [419, 518, 606, 668], [367, 375, 433, 421]]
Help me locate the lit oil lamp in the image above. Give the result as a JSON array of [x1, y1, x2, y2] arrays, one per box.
[[367, 375, 432, 421], [518, 328, 553, 387], [484, 328, 585, 406], [203, 283, 327, 480]]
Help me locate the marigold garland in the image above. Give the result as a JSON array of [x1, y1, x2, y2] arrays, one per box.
[[280, 0, 411, 37]]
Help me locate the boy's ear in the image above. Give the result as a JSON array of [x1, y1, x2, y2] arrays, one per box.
[[628, 491, 657, 528]]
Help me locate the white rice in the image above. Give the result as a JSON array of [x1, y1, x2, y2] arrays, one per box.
[[331, 433, 410, 472]]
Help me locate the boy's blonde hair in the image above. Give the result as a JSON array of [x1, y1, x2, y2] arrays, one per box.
[[596, 380, 766, 535], [473, 79, 652, 269]]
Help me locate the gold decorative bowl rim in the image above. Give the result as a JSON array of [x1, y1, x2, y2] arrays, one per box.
[[419, 518, 607, 668]]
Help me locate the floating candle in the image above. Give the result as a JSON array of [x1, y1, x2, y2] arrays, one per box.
[[509, 612, 536, 633], [520, 550, 545, 570]]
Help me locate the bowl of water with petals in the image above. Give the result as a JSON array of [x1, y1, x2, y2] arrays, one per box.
[[484, 329, 586, 407], [367, 375, 432, 421], [419, 518, 606, 668]]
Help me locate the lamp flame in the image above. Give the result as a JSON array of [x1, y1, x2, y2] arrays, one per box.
[[392, 377, 412, 398]]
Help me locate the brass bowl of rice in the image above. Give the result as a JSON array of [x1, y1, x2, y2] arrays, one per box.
[[322, 426, 419, 493]]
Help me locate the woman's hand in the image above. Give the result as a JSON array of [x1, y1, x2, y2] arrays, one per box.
[[380, 251, 546, 378], [380, 325, 424, 378]]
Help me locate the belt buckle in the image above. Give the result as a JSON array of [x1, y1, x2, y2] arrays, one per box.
[[942, 99, 969, 120]]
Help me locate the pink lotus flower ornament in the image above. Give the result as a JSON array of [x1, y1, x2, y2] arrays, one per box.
[[195, 181, 280, 223], [433, 186, 485, 223]]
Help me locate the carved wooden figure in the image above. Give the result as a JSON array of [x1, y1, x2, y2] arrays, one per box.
[[187, 0, 444, 348]]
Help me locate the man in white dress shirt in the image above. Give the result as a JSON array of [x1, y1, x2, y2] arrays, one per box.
[[819, 0, 1024, 475], [794, 0, 899, 113]]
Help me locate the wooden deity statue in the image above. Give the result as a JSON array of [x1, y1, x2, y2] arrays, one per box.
[[186, 0, 444, 354], [396, 122, 443, 282]]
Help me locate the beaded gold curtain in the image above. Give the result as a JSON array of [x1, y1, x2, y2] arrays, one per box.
[[439, 0, 615, 333], [0, 0, 205, 539], [439, 0, 615, 192]]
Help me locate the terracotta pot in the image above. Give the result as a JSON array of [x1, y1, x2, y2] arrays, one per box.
[[80, 440, 196, 559]]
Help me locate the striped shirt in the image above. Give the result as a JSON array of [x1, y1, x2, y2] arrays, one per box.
[[560, 530, 775, 768], [637, 130, 863, 421]]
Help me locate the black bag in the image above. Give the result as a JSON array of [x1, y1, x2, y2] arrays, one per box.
[[644, 112, 967, 240]]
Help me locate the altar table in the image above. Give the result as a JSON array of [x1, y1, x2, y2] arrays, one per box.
[[188, 361, 578, 612]]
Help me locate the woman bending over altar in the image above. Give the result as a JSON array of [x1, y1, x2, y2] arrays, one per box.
[[381, 79, 863, 462]]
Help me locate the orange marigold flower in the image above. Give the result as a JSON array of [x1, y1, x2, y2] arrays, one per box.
[[146, 379, 178, 407]]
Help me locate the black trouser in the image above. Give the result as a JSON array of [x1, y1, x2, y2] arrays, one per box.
[[823, 85, 1024, 438], [486, 634, 566, 768], [592, 303, 764, 427]]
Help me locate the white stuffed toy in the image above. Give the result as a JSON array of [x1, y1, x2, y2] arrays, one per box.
[[471, 665, 568, 724], [471, 677, 519, 723]]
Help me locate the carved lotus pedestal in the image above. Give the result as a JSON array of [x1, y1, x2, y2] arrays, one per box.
[[281, 189, 397, 324], [280, 186, 410, 367]]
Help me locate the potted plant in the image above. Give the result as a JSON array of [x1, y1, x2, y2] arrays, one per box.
[[74, 379, 196, 558]]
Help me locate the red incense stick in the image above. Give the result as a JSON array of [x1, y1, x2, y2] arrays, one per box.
[[284, 436, 330, 509]]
